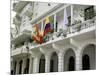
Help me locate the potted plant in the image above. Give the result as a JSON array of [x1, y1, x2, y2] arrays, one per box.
[[77, 20, 82, 31]]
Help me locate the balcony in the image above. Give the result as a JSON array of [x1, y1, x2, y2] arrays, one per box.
[[11, 45, 31, 58], [13, 14, 21, 25], [11, 24, 32, 45], [11, 17, 95, 57], [30, 17, 95, 48]]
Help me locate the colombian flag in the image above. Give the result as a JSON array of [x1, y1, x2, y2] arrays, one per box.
[[44, 16, 52, 35]]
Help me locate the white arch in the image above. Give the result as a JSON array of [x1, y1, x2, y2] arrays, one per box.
[[50, 52, 58, 72], [63, 48, 76, 71], [81, 43, 96, 70], [62, 46, 76, 58], [80, 42, 96, 57]]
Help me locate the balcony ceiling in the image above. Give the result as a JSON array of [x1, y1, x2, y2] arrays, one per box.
[[11, 32, 31, 45], [11, 51, 31, 59]]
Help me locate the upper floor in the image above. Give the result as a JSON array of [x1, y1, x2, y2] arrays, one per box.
[[11, 1, 96, 53]]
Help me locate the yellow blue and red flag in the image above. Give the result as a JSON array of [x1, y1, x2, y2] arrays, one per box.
[[44, 16, 52, 35]]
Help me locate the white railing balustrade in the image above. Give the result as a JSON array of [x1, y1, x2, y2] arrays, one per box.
[[71, 17, 95, 33]]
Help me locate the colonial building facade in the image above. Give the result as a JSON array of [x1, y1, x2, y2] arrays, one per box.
[[11, 1, 96, 74]]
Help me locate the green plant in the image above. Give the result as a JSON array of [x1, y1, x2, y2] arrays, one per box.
[[77, 24, 81, 31]]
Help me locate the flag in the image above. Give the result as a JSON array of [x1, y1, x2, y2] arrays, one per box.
[[32, 24, 40, 43], [63, 9, 68, 30], [32, 24, 44, 44], [32, 16, 53, 44], [44, 16, 52, 35]]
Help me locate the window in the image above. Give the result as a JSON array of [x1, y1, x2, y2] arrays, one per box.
[[48, 3, 51, 6], [84, 6, 95, 20], [55, 22, 58, 32], [68, 16, 71, 26]]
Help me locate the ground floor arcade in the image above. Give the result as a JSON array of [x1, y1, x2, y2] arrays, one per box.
[[11, 40, 96, 74]]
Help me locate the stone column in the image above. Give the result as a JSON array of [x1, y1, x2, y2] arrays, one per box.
[[29, 57, 33, 74], [75, 49, 82, 71], [58, 51, 64, 72], [33, 57, 40, 73], [16, 60, 19, 74], [32, 58, 34, 73], [21, 58, 26, 74], [11, 60, 14, 72], [45, 54, 51, 73]]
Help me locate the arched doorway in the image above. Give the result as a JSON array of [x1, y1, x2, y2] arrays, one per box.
[[19, 60, 23, 74], [50, 52, 58, 72], [82, 44, 96, 70], [64, 49, 75, 71], [68, 56, 75, 71], [39, 54, 45, 73], [82, 54, 90, 70], [24, 58, 30, 74], [11, 70, 14, 75], [13, 61, 17, 74], [11, 61, 14, 75]]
